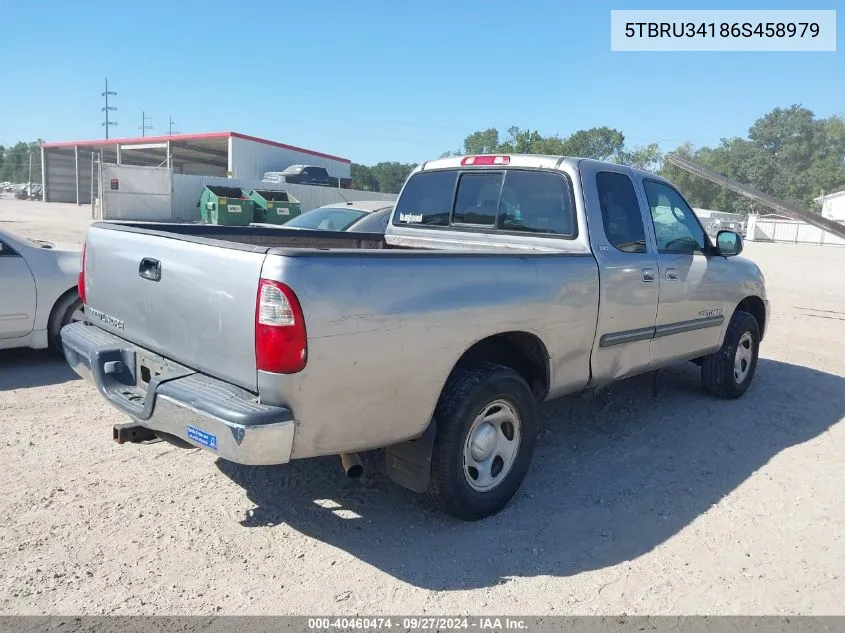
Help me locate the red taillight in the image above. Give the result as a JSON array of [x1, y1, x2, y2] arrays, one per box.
[[78, 241, 87, 304], [461, 155, 511, 166], [255, 279, 307, 373]]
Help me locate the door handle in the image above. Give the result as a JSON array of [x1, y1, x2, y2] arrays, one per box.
[[138, 257, 161, 282], [641, 268, 655, 282], [665, 267, 679, 281]]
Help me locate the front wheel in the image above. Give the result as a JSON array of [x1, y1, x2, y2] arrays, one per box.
[[701, 310, 760, 399], [427, 362, 537, 521]]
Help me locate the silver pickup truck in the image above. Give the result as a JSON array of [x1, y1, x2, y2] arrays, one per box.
[[62, 154, 769, 521]]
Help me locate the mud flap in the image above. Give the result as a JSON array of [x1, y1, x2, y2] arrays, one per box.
[[384, 420, 436, 493]]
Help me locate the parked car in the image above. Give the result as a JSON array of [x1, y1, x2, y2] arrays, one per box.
[[0, 229, 82, 351], [61, 154, 768, 521], [262, 166, 351, 188], [282, 201, 393, 233]]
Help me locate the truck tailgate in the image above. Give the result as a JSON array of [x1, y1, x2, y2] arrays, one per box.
[[84, 225, 266, 391]]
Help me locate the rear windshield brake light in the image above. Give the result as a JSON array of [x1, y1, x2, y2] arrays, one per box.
[[461, 155, 511, 166]]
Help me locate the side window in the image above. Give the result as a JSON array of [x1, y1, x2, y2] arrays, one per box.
[[453, 172, 502, 226], [498, 170, 574, 235], [595, 171, 647, 253], [0, 241, 20, 257], [393, 170, 458, 226], [643, 181, 707, 254]]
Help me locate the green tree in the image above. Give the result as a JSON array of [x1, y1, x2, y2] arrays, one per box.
[[348, 161, 417, 193], [615, 143, 663, 171], [461, 128, 500, 155], [451, 125, 628, 160], [560, 127, 625, 160], [662, 106, 845, 214], [0, 140, 42, 183], [434, 105, 845, 216], [370, 161, 416, 194], [351, 163, 379, 191], [497, 127, 546, 153]]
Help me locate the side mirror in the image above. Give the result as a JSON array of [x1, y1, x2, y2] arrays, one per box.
[[716, 230, 743, 257]]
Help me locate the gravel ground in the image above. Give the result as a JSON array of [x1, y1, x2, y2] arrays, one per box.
[[0, 197, 92, 248], [1, 200, 843, 615]]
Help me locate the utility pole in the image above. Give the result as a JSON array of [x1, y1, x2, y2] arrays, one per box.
[[101, 78, 117, 139], [28, 150, 32, 194], [139, 111, 153, 137], [168, 116, 179, 136]]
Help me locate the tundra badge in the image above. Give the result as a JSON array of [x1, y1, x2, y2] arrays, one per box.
[[87, 308, 125, 330]]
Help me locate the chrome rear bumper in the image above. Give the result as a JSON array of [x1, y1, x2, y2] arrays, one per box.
[[61, 321, 295, 466]]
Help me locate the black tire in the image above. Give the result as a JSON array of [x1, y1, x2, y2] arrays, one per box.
[[701, 310, 760, 399], [48, 292, 83, 351], [427, 362, 537, 521]]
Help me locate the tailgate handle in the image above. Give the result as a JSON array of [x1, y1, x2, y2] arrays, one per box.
[[139, 257, 161, 282]]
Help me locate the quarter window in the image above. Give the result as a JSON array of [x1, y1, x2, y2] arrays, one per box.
[[393, 170, 458, 227], [595, 171, 647, 253], [498, 170, 574, 235], [643, 180, 707, 254], [0, 241, 20, 257]]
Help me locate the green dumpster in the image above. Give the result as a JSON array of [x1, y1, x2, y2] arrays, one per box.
[[199, 186, 254, 226], [247, 189, 302, 224]]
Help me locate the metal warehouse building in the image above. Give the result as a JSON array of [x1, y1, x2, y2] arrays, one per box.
[[40, 132, 351, 204]]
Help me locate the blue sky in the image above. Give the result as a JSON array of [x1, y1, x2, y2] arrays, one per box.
[[0, 0, 841, 165]]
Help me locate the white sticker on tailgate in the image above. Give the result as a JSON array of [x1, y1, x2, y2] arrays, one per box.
[[227, 204, 241, 213]]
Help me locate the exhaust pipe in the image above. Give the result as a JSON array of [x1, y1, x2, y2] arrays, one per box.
[[340, 452, 363, 479], [113, 421, 157, 444]]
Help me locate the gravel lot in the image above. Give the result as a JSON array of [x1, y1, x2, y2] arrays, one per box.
[[1, 199, 843, 615]]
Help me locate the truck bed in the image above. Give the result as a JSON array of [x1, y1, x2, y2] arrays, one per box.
[[81, 221, 599, 414], [100, 221, 390, 252], [98, 222, 580, 255]]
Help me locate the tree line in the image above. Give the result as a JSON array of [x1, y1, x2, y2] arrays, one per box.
[[6, 106, 843, 214], [352, 105, 845, 215], [0, 141, 43, 183]]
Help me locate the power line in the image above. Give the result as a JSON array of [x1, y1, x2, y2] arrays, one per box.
[[101, 77, 117, 139], [139, 111, 153, 137]]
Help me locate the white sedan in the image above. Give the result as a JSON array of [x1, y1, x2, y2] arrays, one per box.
[[0, 229, 83, 351], [278, 200, 394, 233]]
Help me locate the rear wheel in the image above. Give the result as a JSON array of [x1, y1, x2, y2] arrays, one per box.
[[701, 310, 760, 399], [48, 292, 84, 351], [427, 362, 537, 521]]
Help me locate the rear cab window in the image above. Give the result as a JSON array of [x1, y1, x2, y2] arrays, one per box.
[[393, 168, 576, 237]]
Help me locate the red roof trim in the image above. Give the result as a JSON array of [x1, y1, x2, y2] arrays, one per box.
[[41, 131, 351, 164], [40, 132, 230, 149]]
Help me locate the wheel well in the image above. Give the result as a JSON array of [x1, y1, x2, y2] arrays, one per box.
[[736, 296, 766, 340], [453, 332, 550, 401], [48, 287, 80, 332]]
